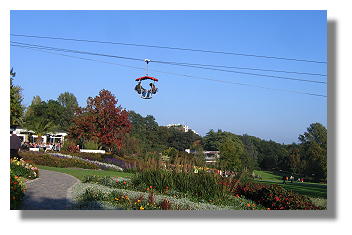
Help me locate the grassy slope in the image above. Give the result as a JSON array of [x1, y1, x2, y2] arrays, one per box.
[[38, 165, 133, 180], [253, 170, 327, 198]]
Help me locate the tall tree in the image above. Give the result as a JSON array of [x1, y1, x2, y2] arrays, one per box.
[[203, 129, 220, 151], [69, 89, 131, 152], [299, 123, 327, 180], [219, 136, 245, 171], [57, 92, 79, 130], [31, 95, 42, 106], [57, 92, 79, 109], [10, 68, 24, 126], [286, 143, 303, 174]]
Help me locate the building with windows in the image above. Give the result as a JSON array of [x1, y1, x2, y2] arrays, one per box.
[[10, 126, 67, 144], [184, 149, 220, 164]]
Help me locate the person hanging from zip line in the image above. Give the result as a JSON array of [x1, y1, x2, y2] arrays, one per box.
[[149, 82, 158, 94], [134, 81, 143, 94]]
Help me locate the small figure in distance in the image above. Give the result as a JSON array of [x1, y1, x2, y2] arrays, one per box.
[[282, 175, 287, 184], [290, 175, 294, 183]]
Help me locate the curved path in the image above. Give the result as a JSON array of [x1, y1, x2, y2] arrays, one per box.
[[21, 169, 79, 210]]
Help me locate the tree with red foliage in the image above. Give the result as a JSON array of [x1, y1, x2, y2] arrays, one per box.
[[69, 89, 131, 152]]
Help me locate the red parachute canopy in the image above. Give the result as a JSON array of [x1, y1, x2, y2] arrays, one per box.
[[135, 76, 158, 82]]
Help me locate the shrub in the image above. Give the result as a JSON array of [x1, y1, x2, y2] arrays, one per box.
[[10, 158, 39, 179], [83, 140, 100, 150], [231, 181, 323, 210], [61, 139, 79, 153], [10, 171, 26, 210], [132, 169, 226, 201], [19, 151, 99, 169]]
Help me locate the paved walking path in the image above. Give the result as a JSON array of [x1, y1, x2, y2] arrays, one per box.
[[21, 169, 79, 210]]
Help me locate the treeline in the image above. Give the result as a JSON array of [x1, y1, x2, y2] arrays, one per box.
[[10, 70, 327, 181], [202, 124, 327, 181]]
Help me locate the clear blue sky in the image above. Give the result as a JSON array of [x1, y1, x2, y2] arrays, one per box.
[[10, 10, 327, 144]]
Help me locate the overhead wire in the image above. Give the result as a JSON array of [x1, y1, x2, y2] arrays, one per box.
[[151, 61, 326, 84], [11, 36, 327, 76], [11, 33, 327, 64], [10, 41, 326, 84], [148, 60, 326, 77], [11, 43, 327, 98]]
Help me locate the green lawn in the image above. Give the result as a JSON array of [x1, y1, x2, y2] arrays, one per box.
[[253, 170, 327, 198], [38, 165, 133, 180]]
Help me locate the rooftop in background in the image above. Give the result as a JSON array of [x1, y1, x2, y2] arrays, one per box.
[[166, 123, 199, 135]]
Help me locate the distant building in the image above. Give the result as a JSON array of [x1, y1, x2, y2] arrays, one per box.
[[166, 123, 199, 135], [10, 126, 67, 144], [203, 151, 220, 164], [184, 149, 220, 164]]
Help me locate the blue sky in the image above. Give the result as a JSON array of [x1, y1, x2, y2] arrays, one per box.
[[10, 10, 327, 143]]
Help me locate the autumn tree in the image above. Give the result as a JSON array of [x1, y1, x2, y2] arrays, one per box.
[[69, 89, 131, 152]]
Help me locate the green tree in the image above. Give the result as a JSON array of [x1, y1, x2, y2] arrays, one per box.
[[57, 92, 79, 130], [299, 123, 327, 180], [240, 134, 258, 170], [25, 99, 69, 131], [10, 68, 24, 126], [128, 111, 164, 152], [219, 136, 245, 171], [203, 129, 220, 151], [24, 117, 57, 143], [286, 144, 302, 174], [166, 127, 200, 151], [31, 95, 42, 106], [58, 92, 79, 109]]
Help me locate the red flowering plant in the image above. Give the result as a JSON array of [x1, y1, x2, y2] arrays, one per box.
[[230, 181, 323, 210], [10, 170, 26, 210]]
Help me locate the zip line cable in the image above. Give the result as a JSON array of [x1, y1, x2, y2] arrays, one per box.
[[11, 43, 327, 98], [10, 41, 326, 85], [149, 60, 326, 77], [151, 61, 326, 84], [11, 33, 327, 64], [12, 37, 327, 77], [11, 41, 143, 62]]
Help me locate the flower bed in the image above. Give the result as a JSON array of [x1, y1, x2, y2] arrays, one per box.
[[10, 171, 26, 210], [58, 151, 137, 170], [81, 175, 263, 210], [231, 181, 323, 210], [10, 157, 39, 179], [71, 183, 249, 210], [48, 153, 123, 171], [20, 151, 100, 170]]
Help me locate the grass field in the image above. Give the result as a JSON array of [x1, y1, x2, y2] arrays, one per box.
[[253, 170, 327, 198], [38, 165, 133, 180]]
